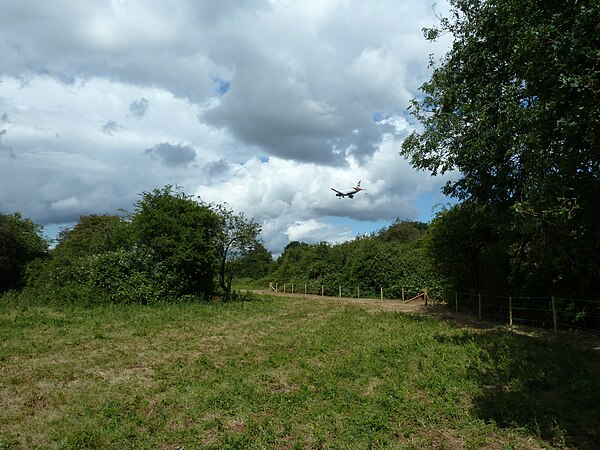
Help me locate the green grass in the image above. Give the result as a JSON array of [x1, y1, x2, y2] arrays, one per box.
[[1, 295, 599, 449]]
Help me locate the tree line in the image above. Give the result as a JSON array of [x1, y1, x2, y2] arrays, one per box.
[[401, 0, 599, 302], [1, 186, 261, 305], [267, 220, 445, 299], [1, 199, 440, 305]]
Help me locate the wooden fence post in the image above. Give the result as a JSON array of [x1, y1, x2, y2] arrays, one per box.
[[304, 284, 307, 295], [321, 285, 324, 296], [339, 286, 342, 298], [478, 293, 482, 320], [402, 287, 405, 302], [276, 282, 278, 292], [509, 296, 513, 327], [455, 291, 458, 313], [380, 287, 383, 301], [357, 287, 360, 299], [424, 288, 428, 306], [552, 296, 558, 331], [291, 283, 294, 294], [283, 283, 286, 294]]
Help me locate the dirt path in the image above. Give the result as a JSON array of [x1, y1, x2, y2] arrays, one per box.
[[251, 289, 434, 314]]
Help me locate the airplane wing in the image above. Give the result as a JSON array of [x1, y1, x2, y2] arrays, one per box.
[[331, 188, 345, 196]]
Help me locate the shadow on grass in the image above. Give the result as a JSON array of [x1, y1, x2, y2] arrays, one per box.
[[436, 328, 600, 449]]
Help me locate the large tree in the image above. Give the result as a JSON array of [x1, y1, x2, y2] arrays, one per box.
[[401, 0, 600, 297], [236, 242, 274, 279]]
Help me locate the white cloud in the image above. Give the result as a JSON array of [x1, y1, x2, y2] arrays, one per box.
[[0, 0, 454, 254], [285, 219, 352, 245]]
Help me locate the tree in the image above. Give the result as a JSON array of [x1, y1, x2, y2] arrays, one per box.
[[376, 219, 428, 243], [0, 211, 49, 292], [425, 202, 511, 295], [213, 204, 261, 300], [53, 214, 131, 259], [236, 242, 273, 279], [401, 0, 600, 297], [131, 186, 221, 298], [19, 188, 223, 305]]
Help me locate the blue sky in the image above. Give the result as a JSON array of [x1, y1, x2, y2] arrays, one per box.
[[0, 0, 454, 254]]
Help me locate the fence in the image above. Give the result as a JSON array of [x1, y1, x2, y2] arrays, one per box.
[[269, 281, 600, 333], [455, 292, 600, 333], [268, 281, 435, 303]]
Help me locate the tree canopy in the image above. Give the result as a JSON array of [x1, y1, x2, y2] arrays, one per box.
[[0, 211, 49, 292], [269, 220, 445, 299], [9, 186, 225, 305], [401, 0, 600, 298], [53, 214, 131, 259]]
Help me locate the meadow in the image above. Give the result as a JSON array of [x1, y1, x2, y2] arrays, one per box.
[[1, 295, 599, 449]]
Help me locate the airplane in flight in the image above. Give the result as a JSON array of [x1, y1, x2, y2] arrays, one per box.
[[331, 181, 364, 199]]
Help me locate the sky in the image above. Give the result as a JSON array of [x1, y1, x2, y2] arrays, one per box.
[[0, 0, 455, 255]]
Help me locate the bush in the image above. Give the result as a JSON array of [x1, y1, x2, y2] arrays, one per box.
[[85, 246, 183, 305], [20, 246, 184, 306], [17, 187, 224, 306], [229, 290, 258, 302], [0, 211, 49, 292], [131, 186, 220, 298]]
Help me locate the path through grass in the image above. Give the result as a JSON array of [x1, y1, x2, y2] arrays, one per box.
[[1, 295, 598, 448]]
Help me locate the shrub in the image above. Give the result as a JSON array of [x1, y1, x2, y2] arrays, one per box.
[[0, 211, 49, 292]]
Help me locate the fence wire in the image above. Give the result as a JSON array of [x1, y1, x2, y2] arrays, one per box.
[[271, 281, 600, 334], [455, 292, 600, 333], [270, 281, 437, 302]]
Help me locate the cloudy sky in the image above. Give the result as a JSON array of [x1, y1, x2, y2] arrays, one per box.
[[0, 0, 454, 254]]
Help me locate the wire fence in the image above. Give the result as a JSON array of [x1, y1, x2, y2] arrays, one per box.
[[268, 281, 437, 303], [454, 292, 600, 333], [269, 281, 600, 333]]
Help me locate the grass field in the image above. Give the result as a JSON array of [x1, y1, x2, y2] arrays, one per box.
[[1, 295, 599, 449]]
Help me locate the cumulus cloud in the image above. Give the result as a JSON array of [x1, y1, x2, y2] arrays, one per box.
[[0, 0, 454, 252], [193, 140, 455, 253], [204, 158, 231, 182], [285, 219, 352, 245]]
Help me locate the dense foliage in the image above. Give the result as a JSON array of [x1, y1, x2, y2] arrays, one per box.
[[130, 187, 221, 298], [236, 242, 275, 279], [402, 0, 600, 300], [52, 214, 131, 259], [4, 186, 265, 306], [268, 220, 448, 300], [0, 211, 49, 292]]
